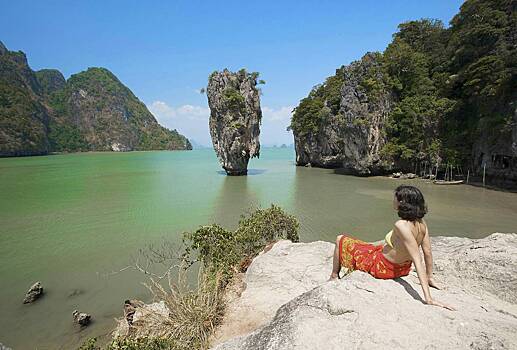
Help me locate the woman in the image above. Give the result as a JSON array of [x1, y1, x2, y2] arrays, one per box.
[[329, 185, 454, 310]]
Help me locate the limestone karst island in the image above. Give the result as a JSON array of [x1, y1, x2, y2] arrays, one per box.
[[0, 1, 516, 349]]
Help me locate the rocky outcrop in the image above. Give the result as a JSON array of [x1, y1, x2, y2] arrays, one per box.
[[212, 233, 517, 350], [113, 300, 170, 338], [292, 53, 394, 175], [23, 281, 44, 304], [207, 69, 262, 175], [73, 310, 92, 326]]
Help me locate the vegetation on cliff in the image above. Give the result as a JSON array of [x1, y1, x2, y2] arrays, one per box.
[[0, 42, 191, 156], [290, 0, 516, 173], [48, 67, 191, 152], [0, 43, 50, 156]]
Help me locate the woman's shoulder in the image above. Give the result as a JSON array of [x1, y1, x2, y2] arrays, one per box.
[[394, 219, 410, 230]]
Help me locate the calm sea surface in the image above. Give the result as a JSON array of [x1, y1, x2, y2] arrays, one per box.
[[1, 148, 516, 348]]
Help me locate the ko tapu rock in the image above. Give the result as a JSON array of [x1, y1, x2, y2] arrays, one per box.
[[207, 69, 262, 176]]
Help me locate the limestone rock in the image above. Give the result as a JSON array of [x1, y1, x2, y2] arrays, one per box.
[[23, 282, 43, 304], [207, 69, 262, 175], [73, 310, 92, 326], [212, 233, 517, 350], [123, 299, 145, 326], [113, 300, 170, 338], [293, 53, 394, 175]]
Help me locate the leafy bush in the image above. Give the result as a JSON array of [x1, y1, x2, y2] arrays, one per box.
[[182, 205, 299, 283], [79, 337, 179, 350], [182, 224, 240, 280], [235, 205, 299, 257], [222, 87, 246, 114]]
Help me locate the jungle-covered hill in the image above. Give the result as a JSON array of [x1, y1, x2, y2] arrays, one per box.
[[0, 41, 191, 156]]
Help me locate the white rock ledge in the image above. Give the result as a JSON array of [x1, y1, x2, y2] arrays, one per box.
[[211, 233, 517, 350]]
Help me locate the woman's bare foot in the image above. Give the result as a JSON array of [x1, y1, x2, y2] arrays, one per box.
[[329, 272, 339, 280]]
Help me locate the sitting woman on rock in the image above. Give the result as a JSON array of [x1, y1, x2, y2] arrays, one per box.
[[329, 185, 454, 310]]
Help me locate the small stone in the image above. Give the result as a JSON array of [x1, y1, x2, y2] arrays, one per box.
[[73, 310, 91, 326], [23, 282, 43, 304], [0, 342, 13, 350], [124, 299, 144, 326]]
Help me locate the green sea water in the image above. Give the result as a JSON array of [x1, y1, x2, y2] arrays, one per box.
[[1, 148, 516, 349]]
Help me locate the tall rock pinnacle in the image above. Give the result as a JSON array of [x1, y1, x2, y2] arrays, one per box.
[[207, 69, 262, 175]]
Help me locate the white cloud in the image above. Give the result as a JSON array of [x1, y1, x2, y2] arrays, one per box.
[[262, 106, 294, 122], [149, 101, 210, 121], [148, 101, 294, 147]]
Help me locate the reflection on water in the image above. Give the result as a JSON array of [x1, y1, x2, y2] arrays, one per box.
[[212, 175, 258, 229], [216, 169, 267, 176], [0, 148, 516, 349]]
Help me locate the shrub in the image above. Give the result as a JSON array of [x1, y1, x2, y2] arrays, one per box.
[[182, 204, 299, 283], [235, 205, 299, 257]]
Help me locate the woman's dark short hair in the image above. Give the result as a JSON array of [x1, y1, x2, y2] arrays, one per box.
[[394, 185, 427, 221]]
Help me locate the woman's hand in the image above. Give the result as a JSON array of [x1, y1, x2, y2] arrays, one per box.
[[428, 276, 442, 290], [425, 298, 456, 311]]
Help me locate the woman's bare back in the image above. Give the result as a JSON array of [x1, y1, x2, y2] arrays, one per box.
[[383, 219, 427, 264]]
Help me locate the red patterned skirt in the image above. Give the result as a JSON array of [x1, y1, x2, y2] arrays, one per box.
[[339, 235, 412, 279]]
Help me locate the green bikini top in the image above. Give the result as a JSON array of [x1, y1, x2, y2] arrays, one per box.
[[385, 229, 394, 248]]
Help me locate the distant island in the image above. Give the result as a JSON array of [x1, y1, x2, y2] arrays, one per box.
[[0, 41, 191, 157]]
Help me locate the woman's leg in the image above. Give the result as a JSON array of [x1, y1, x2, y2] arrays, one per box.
[[330, 234, 343, 279]]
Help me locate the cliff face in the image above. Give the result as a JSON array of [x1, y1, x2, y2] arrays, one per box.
[[471, 104, 517, 189], [0, 41, 50, 156], [207, 69, 262, 175], [0, 41, 191, 156], [291, 53, 394, 175]]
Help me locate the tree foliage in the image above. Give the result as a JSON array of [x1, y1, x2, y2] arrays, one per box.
[[290, 0, 516, 169]]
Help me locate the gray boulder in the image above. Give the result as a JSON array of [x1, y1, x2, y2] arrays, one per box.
[[23, 281, 43, 304], [212, 233, 517, 350], [73, 310, 92, 326], [207, 69, 262, 175]]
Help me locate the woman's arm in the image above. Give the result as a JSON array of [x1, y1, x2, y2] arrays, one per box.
[[421, 226, 441, 289], [394, 222, 455, 310], [395, 222, 432, 302]]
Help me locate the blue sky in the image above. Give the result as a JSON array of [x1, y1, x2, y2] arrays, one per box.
[[1, 0, 464, 146]]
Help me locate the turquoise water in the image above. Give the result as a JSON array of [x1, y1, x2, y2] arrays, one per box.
[[1, 148, 516, 349]]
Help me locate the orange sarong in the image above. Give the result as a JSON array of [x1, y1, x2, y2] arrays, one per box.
[[339, 235, 412, 279]]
